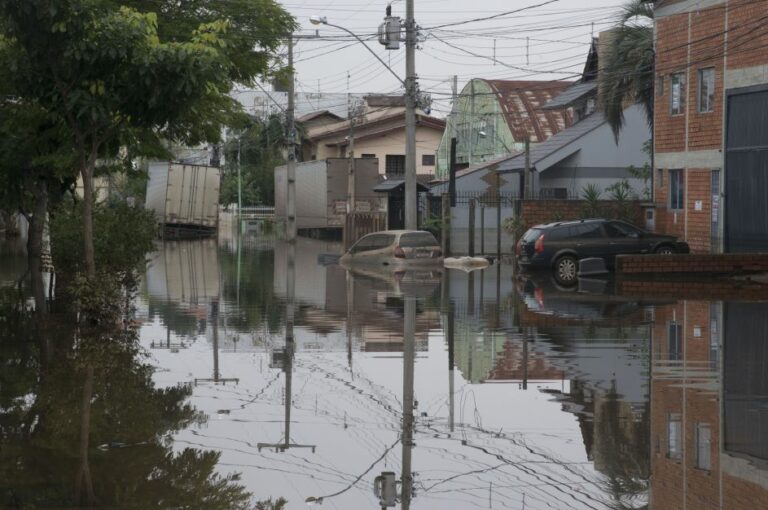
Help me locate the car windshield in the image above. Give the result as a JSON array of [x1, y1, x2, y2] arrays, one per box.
[[522, 228, 542, 243], [399, 232, 438, 247]]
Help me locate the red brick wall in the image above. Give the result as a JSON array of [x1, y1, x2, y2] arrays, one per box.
[[618, 279, 768, 301], [685, 168, 712, 253], [727, 0, 768, 70], [687, 8, 725, 151], [653, 1, 768, 253], [655, 13, 689, 154]]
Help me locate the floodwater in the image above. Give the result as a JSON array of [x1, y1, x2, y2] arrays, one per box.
[[2, 229, 767, 509]]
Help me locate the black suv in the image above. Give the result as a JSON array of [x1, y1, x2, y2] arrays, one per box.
[[516, 219, 689, 284]]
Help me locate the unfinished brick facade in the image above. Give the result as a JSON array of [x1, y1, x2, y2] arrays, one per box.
[[652, 0, 768, 253]]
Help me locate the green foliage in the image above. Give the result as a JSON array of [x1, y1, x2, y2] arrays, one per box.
[[606, 179, 640, 223], [597, 0, 654, 141], [50, 200, 157, 277], [626, 163, 652, 200], [221, 115, 287, 207], [1, 0, 294, 275], [580, 183, 605, 218], [502, 216, 525, 238]]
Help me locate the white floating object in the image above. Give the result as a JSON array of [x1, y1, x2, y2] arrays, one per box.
[[444, 256, 490, 272]]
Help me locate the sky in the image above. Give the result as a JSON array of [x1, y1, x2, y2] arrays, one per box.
[[270, 0, 631, 118]]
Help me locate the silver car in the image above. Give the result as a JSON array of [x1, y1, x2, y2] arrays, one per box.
[[340, 230, 443, 267]]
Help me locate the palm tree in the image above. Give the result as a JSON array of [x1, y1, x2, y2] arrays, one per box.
[[598, 0, 654, 142]]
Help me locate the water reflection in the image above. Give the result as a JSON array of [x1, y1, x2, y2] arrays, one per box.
[[3, 232, 768, 509]]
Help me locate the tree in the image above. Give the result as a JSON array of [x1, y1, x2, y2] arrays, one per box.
[[221, 115, 288, 207], [598, 0, 654, 142], [0, 0, 295, 279]]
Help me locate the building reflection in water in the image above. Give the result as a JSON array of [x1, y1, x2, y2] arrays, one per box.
[[650, 300, 768, 509]]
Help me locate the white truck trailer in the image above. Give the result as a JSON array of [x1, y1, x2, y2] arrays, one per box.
[[274, 158, 381, 232], [146, 162, 220, 238]]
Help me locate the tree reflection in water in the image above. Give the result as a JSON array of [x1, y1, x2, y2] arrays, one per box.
[[0, 283, 268, 509]]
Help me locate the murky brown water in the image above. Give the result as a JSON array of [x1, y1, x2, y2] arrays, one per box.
[[2, 229, 767, 509]]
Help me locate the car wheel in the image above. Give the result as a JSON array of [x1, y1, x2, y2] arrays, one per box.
[[554, 255, 578, 285], [655, 245, 675, 255]]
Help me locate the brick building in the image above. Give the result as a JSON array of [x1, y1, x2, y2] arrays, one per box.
[[650, 0, 768, 253], [650, 300, 768, 508]]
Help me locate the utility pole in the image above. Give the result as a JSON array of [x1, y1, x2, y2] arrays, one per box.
[[237, 138, 243, 217], [286, 38, 297, 242], [404, 0, 418, 230], [285, 32, 319, 241]]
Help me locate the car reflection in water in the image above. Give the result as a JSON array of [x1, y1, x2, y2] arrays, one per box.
[[515, 271, 658, 323]]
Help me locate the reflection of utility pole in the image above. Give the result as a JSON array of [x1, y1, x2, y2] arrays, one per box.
[[257, 241, 316, 454], [400, 296, 416, 509], [447, 286, 456, 433], [522, 328, 530, 391], [257, 340, 317, 453], [195, 300, 239, 385], [346, 269, 354, 373]]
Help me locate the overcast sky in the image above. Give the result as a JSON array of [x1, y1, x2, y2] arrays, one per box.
[[270, 0, 630, 117]]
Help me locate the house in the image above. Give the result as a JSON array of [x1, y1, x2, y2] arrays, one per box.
[[434, 79, 574, 177], [429, 32, 652, 255], [494, 32, 650, 199], [495, 104, 650, 199], [302, 95, 446, 178], [648, 0, 768, 253]]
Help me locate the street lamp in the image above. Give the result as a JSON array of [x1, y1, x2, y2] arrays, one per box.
[[309, 12, 418, 230], [308, 16, 405, 88]]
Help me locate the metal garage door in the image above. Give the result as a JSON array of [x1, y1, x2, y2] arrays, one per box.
[[725, 86, 768, 252]]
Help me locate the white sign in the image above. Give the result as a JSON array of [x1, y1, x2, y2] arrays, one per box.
[[695, 200, 703, 211]]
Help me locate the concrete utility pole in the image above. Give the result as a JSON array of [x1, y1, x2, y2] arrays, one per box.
[[285, 32, 319, 241], [286, 38, 297, 242], [404, 0, 417, 230]]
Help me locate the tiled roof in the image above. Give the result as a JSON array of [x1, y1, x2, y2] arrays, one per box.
[[483, 79, 574, 142]]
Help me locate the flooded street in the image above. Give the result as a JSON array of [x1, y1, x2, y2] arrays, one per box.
[[2, 230, 767, 509]]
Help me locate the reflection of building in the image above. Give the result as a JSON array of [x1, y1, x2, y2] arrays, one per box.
[[146, 239, 220, 306], [272, 239, 439, 352], [650, 301, 768, 509]]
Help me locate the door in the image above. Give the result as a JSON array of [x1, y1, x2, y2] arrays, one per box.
[[388, 195, 404, 230], [725, 87, 768, 252]]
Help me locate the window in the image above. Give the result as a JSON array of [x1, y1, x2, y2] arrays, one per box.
[[399, 232, 438, 248], [385, 154, 405, 175], [670, 72, 686, 115], [669, 169, 684, 210], [668, 322, 683, 361], [361, 153, 376, 159], [657, 168, 664, 188], [574, 223, 604, 239], [350, 234, 395, 253], [657, 75, 665, 97], [605, 221, 643, 238], [422, 154, 435, 166], [695, 423, 712, 470], [667, 413, 682, 459], [698, 68, 715, 113]]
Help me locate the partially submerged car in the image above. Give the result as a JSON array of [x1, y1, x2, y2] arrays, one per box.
[[340, 230, 443, 267], [516, 218, 690, 285]]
